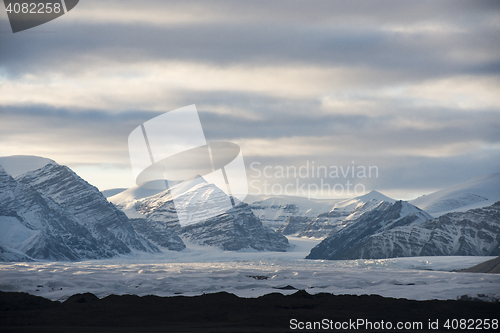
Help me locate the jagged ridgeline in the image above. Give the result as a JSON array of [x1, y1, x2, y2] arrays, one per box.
[[307, 200, 500, 260], [0, 156, 163, 261], [0, 156, 288, 261], [109, 177, 289, 252], [2, 155, 498, 262]]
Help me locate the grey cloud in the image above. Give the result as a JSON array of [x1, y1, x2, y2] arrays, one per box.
[[0, 107, 165, 165], [3, 100, 498, 172], [0, 106, 160, 137], [199, 104, 500, 146], [245, 151, 500, 199], [1, 1, 499, 80], [1, 0, 499, 195]]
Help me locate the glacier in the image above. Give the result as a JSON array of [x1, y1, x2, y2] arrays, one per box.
[[0, 237, 498, 302]]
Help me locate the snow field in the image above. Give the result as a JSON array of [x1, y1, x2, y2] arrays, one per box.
[[1, 237, 498, 302]]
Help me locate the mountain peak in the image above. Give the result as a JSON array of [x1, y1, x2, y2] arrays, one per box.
[[356, 190, 395, 203], [0, 155, 57, 178], [410, 172, 500, 215], [331, 190, 395, 212], [186, 174, 206, 182]]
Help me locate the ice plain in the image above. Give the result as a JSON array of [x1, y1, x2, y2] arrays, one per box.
[[0, 236, 498, 302]]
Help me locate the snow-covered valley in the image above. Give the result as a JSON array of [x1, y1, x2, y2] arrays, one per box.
[[0, 237, 498, 303]]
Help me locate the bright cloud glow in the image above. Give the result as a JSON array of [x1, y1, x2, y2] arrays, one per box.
[[0, 62, 377, 111]]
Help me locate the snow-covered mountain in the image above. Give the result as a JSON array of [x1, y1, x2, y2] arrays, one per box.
[[331, 190, 396, 211], [180, 202, 289, 251], [275, 191, 395, 238], [128, 218, 186, 251], [0, 157, 163, 262], [344, 201, 500, 259], [306, 200, 433, 260], [410, 173, 500, 216], [1, 165, 110, 261], [248, 196, 340, 231], [17, 163, 161, 254], [110, 178, 289, 251], [106, 182, 169, 203], [278, 210, 350, 238]]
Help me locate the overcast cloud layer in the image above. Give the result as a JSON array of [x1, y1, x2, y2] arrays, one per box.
[[0, 0, 499, 199]]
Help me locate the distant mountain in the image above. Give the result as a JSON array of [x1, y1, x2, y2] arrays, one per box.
[[181, 202, 289, 251], [346, 201, 500, 259], [249, 196, 340, 231], [249, 198, 301, 231], [276, 190, 395, 238], [306, 200, 432, 260], [0, 156, 163, 262], [331, 190, 396, 211], [307, 198, 500, 260], [410, 173, 500, 215], [110, 178, 289, 251], [285, 210, 351, 238], [128, 218, 186, 251]]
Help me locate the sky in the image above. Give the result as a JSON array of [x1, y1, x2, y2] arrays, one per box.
[[0, 0, 499, 200]]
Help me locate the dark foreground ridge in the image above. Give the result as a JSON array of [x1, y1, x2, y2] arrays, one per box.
[[1, 290, 499, 332]]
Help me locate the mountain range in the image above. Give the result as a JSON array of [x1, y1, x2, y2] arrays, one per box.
[[109, 178, 289, 252], [303, 173, 500, 260], [307, 200, 500, 260], [277, 190, 395, 238], [1, 155, 499, 262], [410, 173, 500, 215], [306, 200, 433, 259]]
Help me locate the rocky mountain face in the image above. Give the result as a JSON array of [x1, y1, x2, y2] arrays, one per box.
[[254, 191, 395, 239], [17, 164, 160, 254], [278, 210, 351, 238], [306, 200, 433, 260], [343, 201, 500, 259], [278, 216, 314, 236], [0, 245, 33, 262], [249, 200, 300, 231], [113, 180, 289, 251], [0, 163, 161, 262], [181, 202, 289, 251], [128, 218, 185, 251], [0, 165, 108, 261]]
